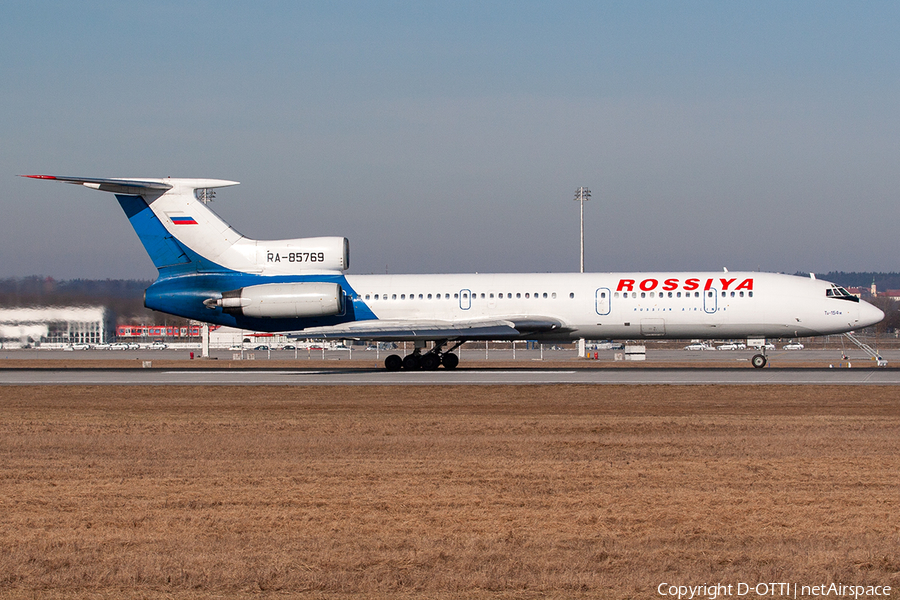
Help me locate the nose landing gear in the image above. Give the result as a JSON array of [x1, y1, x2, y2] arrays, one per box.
[[751, 353, 768, 368]]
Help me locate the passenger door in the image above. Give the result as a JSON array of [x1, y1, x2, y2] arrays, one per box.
[[595, 287, 611, 315]]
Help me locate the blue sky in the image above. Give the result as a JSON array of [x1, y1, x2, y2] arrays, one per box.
[[3, 1, 899, 279]]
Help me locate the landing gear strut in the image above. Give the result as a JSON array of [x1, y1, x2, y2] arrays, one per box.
[[383, 340, 463, 371]]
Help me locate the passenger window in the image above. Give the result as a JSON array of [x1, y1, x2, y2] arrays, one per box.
[[614, 292, 619, 298], [427, 294, 432, 299], [392, 294, 397, 300], [668, 292, 673, 298], [677, 292, 681, 297], [401, 294, 406, 299], [739, 291, 744, 297], [365, 294, 370, 300], [730, 291, 735, 297], [516, 293, 521, 298], [374, 294, 379, 300], [749, 291, 753, 297], [569, 292, 575, 299], [721, 291, 726, 297], [641, 292, 646, 298], [601, 292, 606, 298], [418, 294, 423, 299]]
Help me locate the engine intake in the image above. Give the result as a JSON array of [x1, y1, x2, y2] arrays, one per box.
[[207, 282, 344, 318]]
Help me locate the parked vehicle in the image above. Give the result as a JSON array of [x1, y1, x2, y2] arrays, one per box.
[[717, 343, 738, 351], [751, 342, 776, 350], [684, 343, 711, 351], [782, 342, 805, 350]]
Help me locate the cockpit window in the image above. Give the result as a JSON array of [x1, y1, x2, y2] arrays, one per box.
[[826, 285, 860, 303]]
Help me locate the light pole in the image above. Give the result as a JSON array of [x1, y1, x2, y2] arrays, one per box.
[[574, 187, 590, 273], [574, 187, 590, 358]]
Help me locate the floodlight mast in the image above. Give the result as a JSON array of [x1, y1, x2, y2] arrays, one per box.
[[574, 186, 591, 359], [574, 187, 590, 273], [195, 188, 216, 204]]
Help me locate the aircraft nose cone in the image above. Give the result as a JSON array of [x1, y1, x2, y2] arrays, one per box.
[[859, 301, 885, 328]]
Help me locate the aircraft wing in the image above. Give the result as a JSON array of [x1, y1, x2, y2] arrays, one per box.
[[288, 317, 571, 342]]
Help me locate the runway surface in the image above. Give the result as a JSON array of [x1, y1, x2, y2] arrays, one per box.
[[1, 366, 898, 385]]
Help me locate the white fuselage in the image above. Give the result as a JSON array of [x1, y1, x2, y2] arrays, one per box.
[[344, 271, 880, 340]]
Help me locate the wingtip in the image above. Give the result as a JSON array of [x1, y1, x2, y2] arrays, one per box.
[[20, 175, 57, 179]]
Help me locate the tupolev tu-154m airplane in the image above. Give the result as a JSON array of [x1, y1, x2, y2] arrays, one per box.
[[26, 175, 884, 370]]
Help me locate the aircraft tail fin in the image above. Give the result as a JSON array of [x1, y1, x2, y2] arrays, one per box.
[[23, 176, 244, 273]]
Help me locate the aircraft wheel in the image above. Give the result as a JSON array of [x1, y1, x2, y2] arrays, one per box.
[[751, 354, 768, 369], [384, 354, 403, 371], [441, 353, 459, 369], [420, 353, 441, 370], [402, 354, 421, 370]]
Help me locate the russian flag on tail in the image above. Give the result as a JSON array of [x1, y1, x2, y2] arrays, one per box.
[[171, 216, 198, 225]]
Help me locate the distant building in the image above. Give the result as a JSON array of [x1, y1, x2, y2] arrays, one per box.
[[0, 306, 114, 347]]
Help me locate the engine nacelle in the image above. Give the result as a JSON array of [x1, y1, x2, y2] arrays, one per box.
[[258, 237, 349, 271], [208, 282, 344, 318]]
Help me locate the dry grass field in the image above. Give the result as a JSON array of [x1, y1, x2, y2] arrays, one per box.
[[1, 384, 899, 599]]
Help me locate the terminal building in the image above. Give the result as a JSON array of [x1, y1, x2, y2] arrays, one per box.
[[0, 306, 114, 348]]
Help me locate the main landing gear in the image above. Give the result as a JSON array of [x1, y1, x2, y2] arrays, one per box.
[[384, 340, 462, 371]]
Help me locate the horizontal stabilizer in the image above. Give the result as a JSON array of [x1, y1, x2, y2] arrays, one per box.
[[22, 175, 239, 196], [22, 175, 173, 195]]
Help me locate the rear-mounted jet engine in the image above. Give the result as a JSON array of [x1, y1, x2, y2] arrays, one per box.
[[205, 282, 344, 318]]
